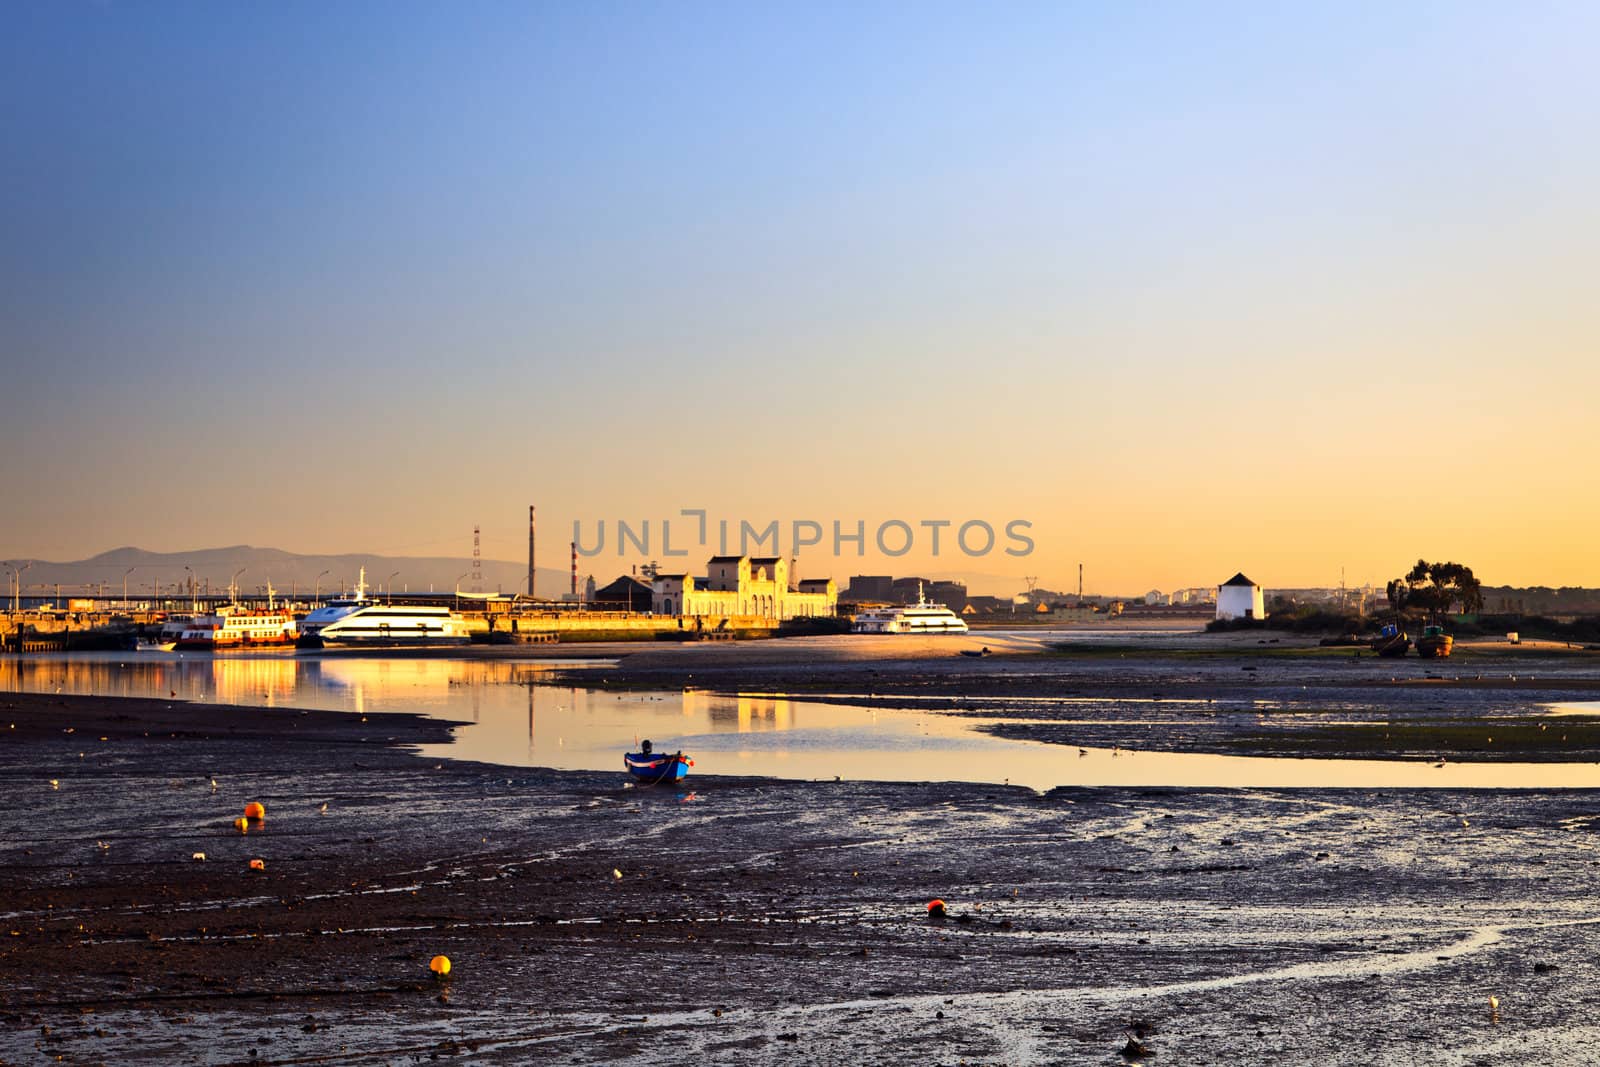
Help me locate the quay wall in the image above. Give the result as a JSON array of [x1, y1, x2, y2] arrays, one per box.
[[479, 612, 779, 642]]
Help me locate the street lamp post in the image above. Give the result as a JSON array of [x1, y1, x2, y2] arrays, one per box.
[[15, 562, 33, 612], [314, 570, 330, 608], [230, 568, 247, 605], [184, 566, 194, 614], [387, 571, 400, 605], [454, 571, 470, 612], [122, 566, 137, 612]]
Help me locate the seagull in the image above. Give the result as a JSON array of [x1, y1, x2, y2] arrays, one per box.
[[48, 779, 59, 790], [209, 778, 219, 792], [319, 802, 329, 815]]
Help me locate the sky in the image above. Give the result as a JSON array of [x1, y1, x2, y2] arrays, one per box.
[[3, 1, 1598, 596]]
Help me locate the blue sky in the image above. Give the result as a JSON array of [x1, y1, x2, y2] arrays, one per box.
[[4, 2, 1598, 591]]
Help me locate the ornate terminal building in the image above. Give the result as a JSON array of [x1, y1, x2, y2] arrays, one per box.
[[651, 556, 837, 619]]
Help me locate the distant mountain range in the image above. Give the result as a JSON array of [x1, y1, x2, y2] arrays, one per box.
[[2, 546, 577, 598]]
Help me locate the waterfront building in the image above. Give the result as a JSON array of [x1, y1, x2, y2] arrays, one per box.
[[1216, 572, 1266, 620], [592, 576, 652, 611], [651, 556, 838, 619], [846, 575, 894, 601]]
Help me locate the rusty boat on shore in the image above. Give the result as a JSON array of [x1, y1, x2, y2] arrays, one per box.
[[1415, 625, 1454, 659]]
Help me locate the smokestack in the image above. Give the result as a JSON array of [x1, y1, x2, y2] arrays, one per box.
[[534, 508, 547, 601]]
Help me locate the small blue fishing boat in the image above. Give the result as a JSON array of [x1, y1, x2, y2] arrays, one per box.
[[624, 740, 692, 784]]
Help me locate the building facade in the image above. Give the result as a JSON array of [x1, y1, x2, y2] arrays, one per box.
[[652, 556, 838, 619]]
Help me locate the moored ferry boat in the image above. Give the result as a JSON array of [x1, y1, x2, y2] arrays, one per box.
[[852, 585, 969, 634], [298, 568, 377, 646], [314, 603, 471, 648], [176, 607, 298, 650]]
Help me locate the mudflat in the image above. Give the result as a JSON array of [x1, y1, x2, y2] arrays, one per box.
[[4, 665, 1600, 1064]]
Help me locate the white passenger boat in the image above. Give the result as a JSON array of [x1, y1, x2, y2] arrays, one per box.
[[851, 585, 969, 634], [298, 567, 469, 647], [298, 568, 376, 645], [314, 603, 471, 648]]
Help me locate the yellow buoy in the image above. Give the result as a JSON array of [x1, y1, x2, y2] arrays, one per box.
[[233, 817, 249, 834], [244, 802, 266, 820], [430, 955, 451, 976], [248, 858, 265, 871]]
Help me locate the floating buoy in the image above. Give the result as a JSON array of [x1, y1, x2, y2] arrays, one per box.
[[613, 868, 623, 880], [248, 858, 265, 871], [233, 817, 249, 834], [430, 955, 451, 977], [927, 899, 948, 919], [48, 779, 59, 790], [244, 802, 266, 820]]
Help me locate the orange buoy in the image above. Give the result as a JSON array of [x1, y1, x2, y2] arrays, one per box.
[[927, 899, 948, 918], [233, 817, 249, 834], [430, 955, 451, 977], [244, 802, 266, 820], [248, 858, 265, 871]]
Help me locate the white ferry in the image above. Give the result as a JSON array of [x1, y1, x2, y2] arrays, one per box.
[[851, 585, 970, 634], [298, 567, 376, 644], [314, 602, 471, 648], [176, 606, 298, 650]]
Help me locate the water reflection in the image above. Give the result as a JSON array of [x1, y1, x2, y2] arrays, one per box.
[[5, 654, 1600, 791]]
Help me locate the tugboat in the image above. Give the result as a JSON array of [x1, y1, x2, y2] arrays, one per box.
[[1415, 624, 1454, 659], [1371, 623, 1411, 658]]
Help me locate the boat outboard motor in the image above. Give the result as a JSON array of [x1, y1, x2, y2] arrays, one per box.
[[641, 739, 653, 756]]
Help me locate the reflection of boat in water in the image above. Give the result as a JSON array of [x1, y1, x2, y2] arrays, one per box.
[[852, 585, 969, 634], [624, 740, 692, 783], [1371, 623, 1410, 658], [1415, 625, 1454, 658]]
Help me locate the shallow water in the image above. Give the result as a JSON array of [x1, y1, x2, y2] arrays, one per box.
[[5, 653, 1600, 790]]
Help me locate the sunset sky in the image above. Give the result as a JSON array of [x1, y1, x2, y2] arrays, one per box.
[[3, 2, 1598, 595]]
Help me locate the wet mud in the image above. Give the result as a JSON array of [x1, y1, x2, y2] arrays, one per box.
[[4, 667, 1600, 1064]]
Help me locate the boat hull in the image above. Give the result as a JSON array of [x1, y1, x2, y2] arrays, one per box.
[[1370, 630, 1410, 657], [1416, 635, 1454, 658], [317, 635, 473, 649], [175, 635, 297, 650], [624, 753, 691, 783]]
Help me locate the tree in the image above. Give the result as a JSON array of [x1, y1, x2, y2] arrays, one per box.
[[1388, 559, 1484, 623]]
